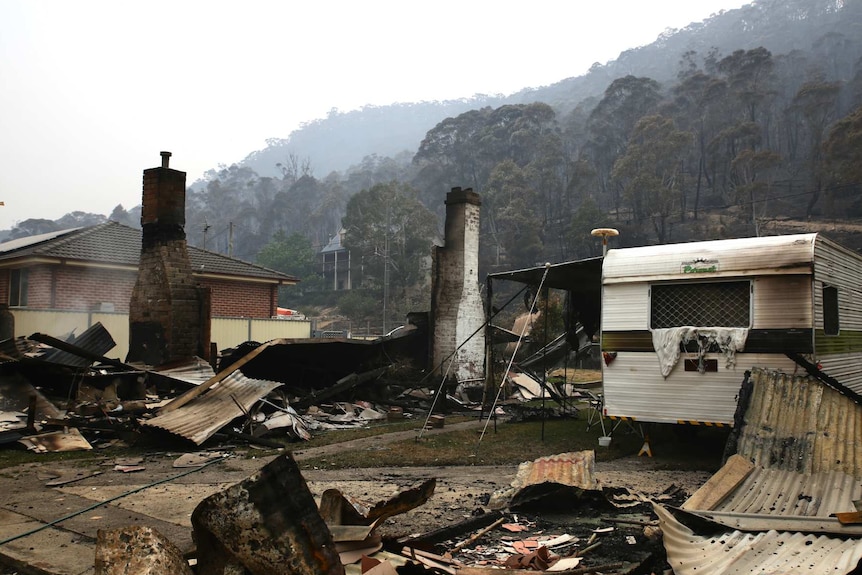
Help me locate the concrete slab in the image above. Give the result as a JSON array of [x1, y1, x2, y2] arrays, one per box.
[[0, 509, 94, 575]]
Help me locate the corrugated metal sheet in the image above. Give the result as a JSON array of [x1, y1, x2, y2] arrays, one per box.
[[40, 322, 116, 367], [603, 233, 816, 283], [655, 503, 862, 575], [509, 451, 598, 491], [143, 371, 282, 445], [736, 368, 862, 476], [819, 353, 862, 396], [661, 368, 862, 574], [153, 357, 216, 386], [715, 466, 862, 519]]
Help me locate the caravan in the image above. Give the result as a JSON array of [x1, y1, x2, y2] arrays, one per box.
[[487, 232, 862, 428], [601, 233, 862, 425]]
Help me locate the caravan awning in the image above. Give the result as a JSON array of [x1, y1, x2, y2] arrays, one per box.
[[487, 257, 603, 337], [487, 257, 603, 293]]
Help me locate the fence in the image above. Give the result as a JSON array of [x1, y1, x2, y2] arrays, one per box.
[[10, 309, 312, 361]]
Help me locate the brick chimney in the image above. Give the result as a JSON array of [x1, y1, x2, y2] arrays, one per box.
[[127, 152, 206, 366], [430, 187, 485, 385]]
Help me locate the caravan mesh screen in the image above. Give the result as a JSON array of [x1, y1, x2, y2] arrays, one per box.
[[651, 281, 750, 328]]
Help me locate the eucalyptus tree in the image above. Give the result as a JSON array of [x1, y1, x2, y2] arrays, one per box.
[[668, 66, 729, 219], [585, 75, 663, 215], [483, 160, 542, 269], [611, 115, 692, 243], [256, 230, 322, 302], [342, 181, 438, 318], [824, 104, 862, 194], [791, 80, 842, 215]]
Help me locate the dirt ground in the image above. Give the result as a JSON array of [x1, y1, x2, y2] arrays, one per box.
[[0, 420, 716, 574], [298, 457, 711, 539]]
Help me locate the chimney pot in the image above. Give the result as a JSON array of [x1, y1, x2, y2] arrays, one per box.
[[160, 151, 172, 168]]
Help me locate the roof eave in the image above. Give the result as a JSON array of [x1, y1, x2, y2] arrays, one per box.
[[194, 271, 299, 285]]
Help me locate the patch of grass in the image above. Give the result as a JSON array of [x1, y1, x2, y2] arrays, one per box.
[[298, 415, 731, 471], [548, 369, 602, 383], [300, 415, 473, 450]]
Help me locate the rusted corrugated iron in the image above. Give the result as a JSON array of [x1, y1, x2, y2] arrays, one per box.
[[511, 451, 598, 490], [489, 451, 600, 509], [142, 371, 281, 445], [655, 503, 862, 575], [733, 368, 862, 475]]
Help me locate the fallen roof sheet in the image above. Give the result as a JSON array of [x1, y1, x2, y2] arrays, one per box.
[[489, 451, 599, 509], [707, 466, 862, 526], [38, 322, 116, 367], [666, 367, 862, 573], [655, 503, 862, 575], [734, 368, 862, 476], [142, 371, 282, 445], [152, 357, 217, 386]]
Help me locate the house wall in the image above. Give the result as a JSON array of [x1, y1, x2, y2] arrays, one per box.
[[0, 269, 7, 302], [200, 278, 276, 318], [25, 266, 53, 308], [813, 237, 862, 396], [3, 263, 279, 319], [52, 266, 137, 312]]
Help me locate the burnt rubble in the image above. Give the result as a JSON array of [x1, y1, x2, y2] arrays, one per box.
[[0, 322, 483, 453]]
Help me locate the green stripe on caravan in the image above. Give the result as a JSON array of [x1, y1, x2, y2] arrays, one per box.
[[602, 329, 816, 354]]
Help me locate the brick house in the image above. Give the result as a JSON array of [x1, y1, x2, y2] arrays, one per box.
[[0, 221, 298, 318]]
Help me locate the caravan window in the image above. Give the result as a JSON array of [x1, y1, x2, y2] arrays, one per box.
[[823, 285, 839, 335], [650, 281, 750, 329]]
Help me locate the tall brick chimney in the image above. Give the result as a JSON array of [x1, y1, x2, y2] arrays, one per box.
[[127, 152, 205, 366], [430, 187, 485, 386]]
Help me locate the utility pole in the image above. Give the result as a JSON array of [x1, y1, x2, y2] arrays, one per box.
[[228, 222, 234, 257], [382, 204, 390, 335], [203, 221, 211, 250]]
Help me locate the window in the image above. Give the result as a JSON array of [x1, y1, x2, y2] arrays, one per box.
[[822, 285, 839, 335], [651, 281, 750, 329], [9, 269, 28, 307]]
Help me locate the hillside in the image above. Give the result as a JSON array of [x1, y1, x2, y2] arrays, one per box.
[[224, 0, 861, 183], [9, 0, 862, 331]]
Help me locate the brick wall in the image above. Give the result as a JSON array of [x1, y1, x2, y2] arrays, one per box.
[[2, 262, 275, 318], [53, 267, 137, 311], [23, 266, 53, 308], [0, 270, 8, 303], [200, 278, 276, 317]]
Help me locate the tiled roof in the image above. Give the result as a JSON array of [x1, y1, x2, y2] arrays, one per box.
[[0, 221, 297, 283]]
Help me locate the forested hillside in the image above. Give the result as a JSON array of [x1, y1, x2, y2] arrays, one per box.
[[10, 0, 862, 328]]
